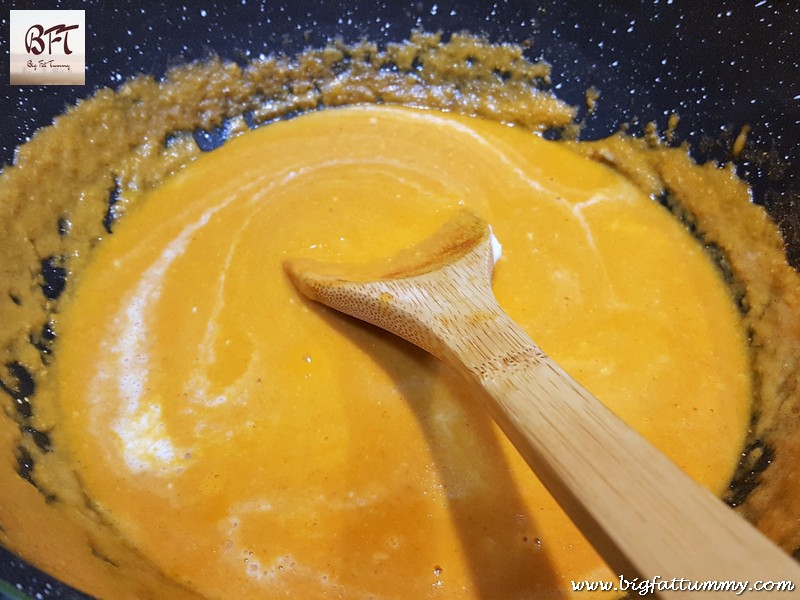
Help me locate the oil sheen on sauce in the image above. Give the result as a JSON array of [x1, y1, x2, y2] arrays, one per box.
[[55, 105, 751, 598]]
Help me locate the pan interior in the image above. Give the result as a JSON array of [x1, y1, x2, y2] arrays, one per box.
[[0, 32, 799, 599]]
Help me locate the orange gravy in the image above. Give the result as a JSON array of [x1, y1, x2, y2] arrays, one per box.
[[55, 105, 751, 598]]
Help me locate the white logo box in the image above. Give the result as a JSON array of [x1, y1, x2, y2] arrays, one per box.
[[9, 9, 85, 85]]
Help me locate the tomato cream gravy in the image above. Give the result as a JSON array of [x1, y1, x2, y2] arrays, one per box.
[[55, 105, 750, 598]]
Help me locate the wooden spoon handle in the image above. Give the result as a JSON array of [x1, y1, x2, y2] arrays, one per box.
[[287, 212, 800, 594], [442, 306, 800, 591]]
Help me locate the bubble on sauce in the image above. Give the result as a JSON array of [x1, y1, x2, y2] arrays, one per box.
[[239, 550, 303, 582], [384, 535, 403, 550]]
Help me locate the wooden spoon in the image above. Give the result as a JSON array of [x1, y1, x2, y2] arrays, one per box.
[[285, 211, 800, 595]]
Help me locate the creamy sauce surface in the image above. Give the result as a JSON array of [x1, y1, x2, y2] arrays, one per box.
[[56, 105, 751, 598]]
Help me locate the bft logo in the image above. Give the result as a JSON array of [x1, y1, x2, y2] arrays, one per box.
[[9, 10, 86, 85], [25, 23, 80, 56]]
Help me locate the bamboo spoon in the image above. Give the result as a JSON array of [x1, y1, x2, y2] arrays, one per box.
[[285, 211, 800, 596]]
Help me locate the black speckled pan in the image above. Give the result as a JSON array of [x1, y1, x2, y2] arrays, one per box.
[[0, 1, 797, 598]]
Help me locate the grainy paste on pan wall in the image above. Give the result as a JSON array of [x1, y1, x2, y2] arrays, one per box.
[[0, 33, 799, 599]]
